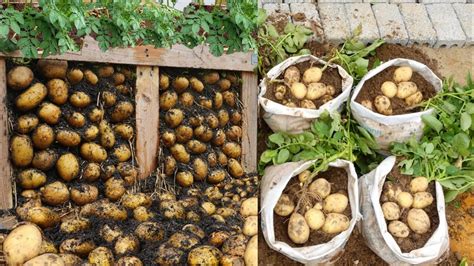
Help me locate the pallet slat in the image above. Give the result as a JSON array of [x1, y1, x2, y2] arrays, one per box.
[[241, 72, 258, 174], [135, 66, 160, 180], [0, 59, 13, 210]]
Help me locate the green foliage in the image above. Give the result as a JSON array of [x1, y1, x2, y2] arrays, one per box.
[[0, 0, 257, 57], [257, 9, 313, 75], [391, 75, 474, 202]]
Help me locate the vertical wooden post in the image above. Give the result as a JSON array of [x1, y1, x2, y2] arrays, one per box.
[[241, 71, 258, 173], [0, 58, 13, 210], [135, 66, 160, 180]]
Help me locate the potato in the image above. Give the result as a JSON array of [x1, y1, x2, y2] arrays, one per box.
[[397, 192, 413, 208], [90, 201, 128, 221], [160, 91, 179, 111], [100, 224, 123, 243], [175, 125, 193, 143], [301, 99, 316, 109], [410, 177, 429, 193], [228, 158, 244, 178], [382, 202, 400, 220], [7, 66, 34, 90], [305, 209, 325, 230], [225, 126, 242, 142], [24, 253, 64, 266], [206, 113, 219, 129], [99, 121, 115, 149], [37, 60, 67, 79], [111, 101, 134, 122], [56, 130, 81, 147], [165, 109, 184, 128], [113, 144, 131, 162], [374, 95, 392, 115], [175, 171, 193, 187], [216, 207, 236, 218], [3, 224, 42, 265], [155, 244, 184, 265], [168, 232, 200, 250], [393, 66, 413, 83], [116, 84, 131, 95], [208, 169, 226, 184], [56, 153, 79, 181], [11, 135, 34, 167], [113, 124, 134, 140], [205, 187, 223, 201], [407, 208, 430, 234], [88, 247, 113, 266], [59, 238, 95, 257], [209, 231, 230, 246], [382, 182, 403, 202], [396, 81, 417, 99], [388, 221, 410, 238], [60, 217, 90, 234], [188, 246, 222, 266], [41, 181, 69, 206], [214, 92, 223, 109], [160, 74, 170, 90], [244, 235, 257, 266], [290, 82, 307, 100], [171, 144, 190, 163], [192, 158, 208, 181], [381, 81, 397, 98], [46, 79, 69, 105], [323, 193, 348, 213], [239, 197, 258, 217], [222, 142, 241, 159], [218, 78, 232, 91], [274, 194, 294, 217], [203, 72, 220, 84], [70, 184, 99, 205], [405, 91, 423, 106], [105, 178, 126, 201], [309, 178, 331, 199], [98, 66, 114, 78], [84, 69, 98, 85], [31, 124, 54, 149], [69, 91, 91, 108], [361, 99, 373, 111], [83, 163, 101, 182], [83, 125, 99, 141], [88, 108, 104, 122], [16, 83, 48, 111], [102, 91, 117, 107], [39, 238, 57, 254], [201, 202, 216, 215], [288, 213, 310, 244], [218, 109, 230, 127], [67, 68, 84, 85], [67, 112, 86, 128], [21, 190, 40, 199], [230, 111, 242, 125], [117, 256, 143, 266], [183, 224, 205, 240], [58, 254, 82, 265], [22, 206, 61, 228], [164, 156, 177, 176], [16, 114, 39, 134], [178, 92, 194, 107], [303, 67, 322, 84], [322, 213, 350, 234], [173, 76, 190, 93], [189, 77, 204, 92], [243, 216, 258, 236], [284, 66, 300, 85], [412, 192, 434, 209], [113, 72, 125, 85], [101, 165, 116, 180], [222, 91, 236, 107], [18, 169, 47, 189], [80, 143, 108, 162], [160, 200, 185, 219], [186, 140, 206, 154], [134, 221, 164, 242]]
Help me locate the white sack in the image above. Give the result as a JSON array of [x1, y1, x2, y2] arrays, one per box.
[[350, 59, 442, 150], [260, 159, 361, 264], [259, 55, 354, 134], [359, 156, 449, 265]]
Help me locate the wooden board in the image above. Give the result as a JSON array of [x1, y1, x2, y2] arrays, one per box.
[[135, 66, 160, 180], [241, 72, 258, 173], [0, 36, 256, 72], [0, 59, 12, 210]]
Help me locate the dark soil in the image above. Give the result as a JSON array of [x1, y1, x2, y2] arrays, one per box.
[[264, 61, 343, 109], [273, 167, 352, 247], [382, 165, 439, 253], [304, 41, 333, 59], [355, 66, 437, 115]]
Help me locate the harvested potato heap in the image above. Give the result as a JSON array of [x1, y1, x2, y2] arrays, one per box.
[[270, 65, 339, 109], [159, 70, 244, 187], [274, 168, 351, 245], [381, 176, 436, 250], [362, 66, 424, 115]]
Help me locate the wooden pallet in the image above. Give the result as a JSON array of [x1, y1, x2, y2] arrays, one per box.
[[0, 36, 258, 217]]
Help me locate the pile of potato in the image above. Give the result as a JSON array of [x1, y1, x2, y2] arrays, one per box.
[[381, 176, 434, 240], [362, 66, 423, 115], [274, 170, 351, 245], [159, 70, 244, 187], [272, 65, 336, 109]]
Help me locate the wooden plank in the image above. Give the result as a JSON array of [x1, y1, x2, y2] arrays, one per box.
[[0, 59, 13, 210], [135, 66, 160, 180], [0, 36, 256, 72], [241, 71, 258, 174]]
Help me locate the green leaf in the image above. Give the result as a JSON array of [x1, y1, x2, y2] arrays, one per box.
[[267, 25, 278, 38], [276, 149, 290, 164], [466, 102, 474, 114], [444, 190, 460, 203], [283, 23, 295, 34], [260, 149, 277, 163], [424, 143, 434, 154], [0, 25, 8, 38], [422, 114, 443, 133], [460, 112, 472, 131], [268, 133, 285, 146], [453, 133, 470, 156]]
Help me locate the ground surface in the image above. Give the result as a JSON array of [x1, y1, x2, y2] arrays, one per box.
[[258, 44, 474, 265]]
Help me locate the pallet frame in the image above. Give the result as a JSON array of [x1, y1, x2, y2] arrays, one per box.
[[0, 37, 258, 213]]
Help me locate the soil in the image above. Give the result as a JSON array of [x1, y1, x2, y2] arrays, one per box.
[[382, 165, 439, 253], [355, 66, 437, 115], [264, 61, 343, 109], [273, 167, 352, 247]]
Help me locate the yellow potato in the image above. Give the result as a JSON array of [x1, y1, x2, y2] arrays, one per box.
[[160, 200, 185, 219], [7, 66, 34, 90], [396, 81, 417, 99], [67, 68, 84, 85], [21, 206, 61, 228], [164, 156, 177, 176], [222, 142, 241, 159], [165, 109, 184, 128], [208, 170, 226, 184], [15, 83, 48, 111], [203, 72, 220, 84], [407, 208, 430, 234], [98, 66, 114, 78], [160, 74, 170, 90], [288, 213, 310, 244], [24, 253, 64, 266], [122, 193, 152, 209], [88, 108, 104, 122], [59, 238, 95, 257], [190, 77, 204, 92], [113, 72, 125, 85], [80, 142, 108, 162], [56, 130, 81, 147], [309, 178, 331, 199], [322, 213, 350, 234], [56, 153, 79, 181], [177, 171, 194, 187], [284, 66, 300, 85], [305, 209, 325, 230], [114, 124, 134, 140], [3, 224, 43, 265], [37, 59, 67, 79], [412, 192, 434, 209], [114, 235, 139, 256], [105, 178, 126, 201], [16, 114, 39, 134], [83, 125, 99, 141], [222, 91, 236, 107], [32, 149, 57, 171], [382, 202, 400, 220], [179, 92, 194, 107], [70, 184, 98, 206], [88, 247, 114, 266], [99, 120, 116, 148], [37, 102, 61, 125], [397, 192, 414, 208], [113, 144, 132, 162], [84, 69, 98, 85], [274, 194, 294, 217], [11, 135, 34, 167], [290, 82, 307, 100], [218, 78, 232, 91], [374, 95, 392, 115], [228, 158, 244, 178], [187, 246, 222, 266], [171, 144, 190, 163], [40, 181, 70, 206], [243, 216, 258, 236], [117, 256, 143, 266], [67, 112, 86, 128], [173, 76, 190, 93], [393, 66, 413, 83], [388, 220, 410, 238], [100, 224, 123, 243], [303, 67, 322, 84], [69, 91, 91, 108], [381, 81, 397, 98], [160, 90, 178, 110], [47, 79, 68, 105], [83, 163, 101, 182], [193, 158, 208, 181], [32, 124, 54, 150], [60, 217, 90, 233], [306, 82, 326, 100], [214, 92, 223, 109], [111, 101, 134, 122], [323, 193, 348, 213], [405, 91, 423, 106], [186, 139, 207, 154], [17, 169, 47, 189], [410, 176, 429, 193], [133, 206, 154, 222], [102, 91, 117, 107]]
